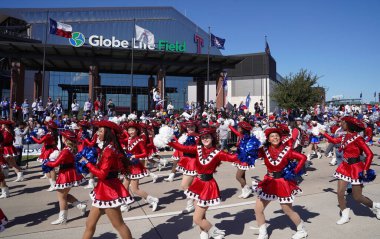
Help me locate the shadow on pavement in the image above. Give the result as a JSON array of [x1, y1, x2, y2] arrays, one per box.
[[220, 188, 238, 201], [6, 203, 59, 228], [139, 213, 193, 239], [93, 232, 118, 239], [267, 205, 320, 235], [158, 189, 186, 206], [214, 208, 255, 236]]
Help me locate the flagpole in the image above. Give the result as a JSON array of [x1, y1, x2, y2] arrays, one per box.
[[207, 26, 210, 107], [42, 10, 49, 102], [130, 18, 135, 114]]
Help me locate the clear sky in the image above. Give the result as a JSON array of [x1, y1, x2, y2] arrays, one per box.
[[2, 0, 380, 102]]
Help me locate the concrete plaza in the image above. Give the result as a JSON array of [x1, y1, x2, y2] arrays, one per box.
[[1, 142, 380, 239]]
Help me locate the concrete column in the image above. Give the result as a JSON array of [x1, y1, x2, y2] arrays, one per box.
[[34, 71, 42, 101], [10, 61, 25, 121], [89, 66, 100, 102], [157, 69, 165, 102], [216, 72, 225, 109], [148, 75, 155, 111], [195, 77, 205, 111]]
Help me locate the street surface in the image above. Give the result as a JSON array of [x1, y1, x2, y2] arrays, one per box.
[[1, 142, 380, 239]]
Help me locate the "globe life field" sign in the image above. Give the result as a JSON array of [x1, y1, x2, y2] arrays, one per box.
[[69, 32, 186, 53]]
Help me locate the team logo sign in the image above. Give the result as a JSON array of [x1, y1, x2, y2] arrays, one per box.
[[69, 32, 85, 47]]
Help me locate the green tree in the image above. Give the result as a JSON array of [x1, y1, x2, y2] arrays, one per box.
[[272, 69, 323, 109]]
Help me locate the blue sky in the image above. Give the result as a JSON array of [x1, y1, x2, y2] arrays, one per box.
[[2, 0, 380, 102]]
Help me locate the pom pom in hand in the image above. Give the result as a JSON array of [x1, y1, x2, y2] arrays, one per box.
[[282, 161, 304, 181], [49, 150, 60, 161], [177, 134, 188, 144], [237, 135, 261, 166], [74, 147, 98, 175], [359, 169, 376, 183], [25, 135, 35, 144], [153, 125, 174, 148], [41, 160, 54, 173]]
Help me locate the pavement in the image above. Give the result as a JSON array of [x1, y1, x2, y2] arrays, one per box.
[[1, 142, 380, 239]]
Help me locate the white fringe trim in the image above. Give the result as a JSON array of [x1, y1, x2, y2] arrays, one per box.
[[90, 191, 134, 208], [3, 153, 18, 158], [127, 171, 150, 180], [255, 188, 302, 204], [171, 156, 180, 161], [232, 162, 255, 171], [54, 178, 86, 189], [184, 190, 221, 207], [333, 172, 362, 185]]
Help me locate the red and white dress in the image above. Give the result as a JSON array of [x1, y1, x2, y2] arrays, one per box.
[[323, 132, 373, 185], [0, 147, 7, 170], [1, 129, 17, 158], [46, 147, 85, 189], [77, 129, 91, 152], [255, 144, 306, 203], [124, 136, 149, 180], [169, 142, 239, 207], [32, 132, 58, 162], [0, 208, 8, 232], [176, 133, 199, 176], [229, 126, 255, 170], [87, 144, 134, 208]]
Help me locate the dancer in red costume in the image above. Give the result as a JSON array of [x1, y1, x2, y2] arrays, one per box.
[[254, 128, 308, 239], [121, 122, 159, 212], [32, 121, 59, 191], [82, 124, 98, 190], [174, 120, 200, 213], [229, 121, 256, 199], [45, 130, 87, 225], [164, 121, 185, 182], [77, 120, 91, 152], [320, 116, 380, 224], [80, 121, 134, 239], [0, 120, 24, 182], [169, 127, 240, 239], [0, 132, 10, 199]]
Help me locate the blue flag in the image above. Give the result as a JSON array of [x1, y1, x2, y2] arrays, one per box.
[[222, 73, 228, 89], [211, 34, 225, 49], [245, 92, 251, 108]]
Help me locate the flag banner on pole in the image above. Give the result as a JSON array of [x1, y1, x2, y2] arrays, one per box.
[[49, 18, 72, 38], [135, 25, 155, 46], [360, 92, 362, 98], [211, 34, 225, 49], [265, 40, 271, 55], [375, 92, 377, 98], [222, 72, 228, 90], [245, 92, 251, 108]]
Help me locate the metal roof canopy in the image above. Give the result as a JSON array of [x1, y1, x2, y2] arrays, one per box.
[[0, 41, 244, 77]]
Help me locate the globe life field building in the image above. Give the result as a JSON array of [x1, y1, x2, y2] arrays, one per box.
[[0, 7, 282, 116]]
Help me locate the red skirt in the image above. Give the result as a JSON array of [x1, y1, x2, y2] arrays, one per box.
[[37, 147, 58, 162], [171, 150, 182, 161], [3, 145, 17, 158], [90, 178, 134, 208], [177, 156, 197, 176], [255, 175, 302, 204], [127, 161, 150, 180], [232, 161, 255, 171], [184, 177, 221, 207], [0, 208, 8, 232], [54, 168, 86, 189], [334, 161, 364, 185]]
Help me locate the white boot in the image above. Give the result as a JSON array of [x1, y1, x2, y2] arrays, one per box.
[[120, 204, 131, 212], [240, 185, 252, 199], [208, 226, 225, 239], [0, 187, 9, 199], [182, 199, 195, 214], [14, 172, 24, 182], [291, 220, 308, 239], [164, 173, 175, 182], [372, 202, 380, 219], [329, 157, 337, 166], [51, 210, 68, 225], [159, 158, 168, 167], [73, 201, 87, 216], [150, 173, 158, 183], [146, 195, 159, 212], [336, 208, 350, 225], [200, 230, 209, 239], [257, 224, 268, 239], [47, 178, 56, 192], [40, 173, 48, 179], [317, 152, 322, 159], [84, 179, 95, 189]]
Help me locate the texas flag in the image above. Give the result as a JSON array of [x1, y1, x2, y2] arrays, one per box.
[[49, 18, 72, 38]]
